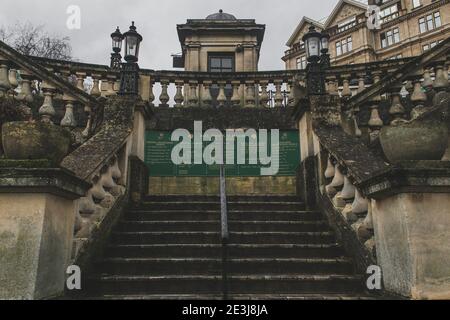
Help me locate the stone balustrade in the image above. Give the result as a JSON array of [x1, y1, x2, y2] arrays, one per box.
[[0, 44, 107, 142], [72, 149, 128, 260], [142, 70, 300, 108], [323, 154, 374, 256]]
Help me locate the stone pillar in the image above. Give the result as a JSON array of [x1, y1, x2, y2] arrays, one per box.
[[0, 167, 90, 300], [366, 162, 450, 299]]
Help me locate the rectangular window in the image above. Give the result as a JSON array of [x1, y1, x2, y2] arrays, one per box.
[[336, 37, 352, 56], [380, 27, 400, 48], [434, 12, 441, 28], [419, 17, 427, 33], [419, 11, 441, 33], [380, 4, 400, 23], [336, 42, 342, 56], [423, 44, 430, 52], [208, 54, 235, 73], [296, 56, 307, 70], [412, 0, 421, 8]]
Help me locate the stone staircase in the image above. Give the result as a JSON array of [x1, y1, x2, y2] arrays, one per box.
[[82, 195, 374, 300]]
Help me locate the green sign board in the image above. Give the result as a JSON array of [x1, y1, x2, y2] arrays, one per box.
[[145, 131, 300, 177]]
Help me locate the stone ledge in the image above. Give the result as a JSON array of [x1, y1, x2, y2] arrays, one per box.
[[0, 167, 91, 200], [361, 161, 450, 199]]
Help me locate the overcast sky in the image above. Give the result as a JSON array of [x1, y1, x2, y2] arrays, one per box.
[[0, 0, 366, 71]]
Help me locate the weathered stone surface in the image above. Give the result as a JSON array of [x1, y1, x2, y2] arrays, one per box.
[[373, 193, 450, 299], [380, 113, 448, 163], [147, 106, 297, 131], [2, 121, 72, 164], [148, 176, 296, 195], [61, 97, 138, 181], [0, 193, 76, 299]]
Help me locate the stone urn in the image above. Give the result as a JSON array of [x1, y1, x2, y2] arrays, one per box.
[[1, 121, 72, 164], [380, 114, 449, 163]]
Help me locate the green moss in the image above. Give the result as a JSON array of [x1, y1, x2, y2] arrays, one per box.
[[0, 159, 53, 168]]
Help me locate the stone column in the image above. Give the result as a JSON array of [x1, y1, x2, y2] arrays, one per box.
[[366, 162, 450, 299], [0, 166, 90, 300]]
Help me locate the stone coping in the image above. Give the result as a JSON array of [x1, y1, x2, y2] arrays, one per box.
[[147, 106, 297, 131], [0, 167, 91, 200], [360, 161, 450, 199], [314, 126, 390, 185]]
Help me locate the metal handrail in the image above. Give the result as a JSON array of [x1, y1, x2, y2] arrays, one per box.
[[219, 164, 229, 299]]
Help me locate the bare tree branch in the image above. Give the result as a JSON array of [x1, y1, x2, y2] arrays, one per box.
[[0, 22, 73, 60]]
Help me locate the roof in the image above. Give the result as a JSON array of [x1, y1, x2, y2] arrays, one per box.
[[206, 9, 237, 21], [286, 17, 324, 47], [324, 0, 368, 28]]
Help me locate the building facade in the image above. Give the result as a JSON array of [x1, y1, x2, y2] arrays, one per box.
[[283, 0, 450, 69], [176, 10, 265, 72]]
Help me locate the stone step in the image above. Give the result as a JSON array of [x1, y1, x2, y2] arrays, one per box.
[[104, 243, 346, 259], [111, 231, 336, 245], [139, 201, 304, 211], [95, 258, 354, 276], [87, 274, 364, 295], [143, 195, 302, 203], [125, 210, 323, 222], [86, 293, 377, 300], [117, 221, 330, 232]]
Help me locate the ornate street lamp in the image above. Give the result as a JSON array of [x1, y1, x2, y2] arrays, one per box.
[[123, 21, 143, 63], [320, 33, 331, 69], [119, 21, 143, 96], [302, 26, 327, 96], [110, 27, 123, 70], [303, 26, 322, 63]]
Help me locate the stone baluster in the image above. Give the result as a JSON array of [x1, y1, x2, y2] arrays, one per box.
[[351, 189, 372, 244], [90, 74, 101, 97], [341, 176, 357, 222], [433, 62, 449, 92], [326, 164, 344, 197], [410, 77, 428, 120], [75, 72, 86, 92], [188, 80, 199, 107], [61, 94, 77, 128], [217, 81, 227, 107], [341, 76, 352, 99], [274, 80, 283, 108], [259, 80, 270, 108], [82, 105, 92, 138], [245, 80, 256, 108], [149, 81, 155, 107], [174, 80, 185, 108], [351, 99, 362, 138], [231, 81, 241, 107], [202, 81, 213, 108], [105, 75, 117, 97], [421, 67, 434, 92], [368, 72, 383, 142], [324, 156, 335, 180], [159, 79, 170, 107], [0, 61, 11, 97], [17, 70, 34, 103], [326, 76, 338, 96], [288, 80, 296, 107], [389, 91, 407, 125], [39, 81, 56, 123], [357, 75, 366, 94], [8, 68, 18, 97]]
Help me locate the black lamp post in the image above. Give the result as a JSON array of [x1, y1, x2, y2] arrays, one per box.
[[303, 26, 329, 96], [119, 21, 143, 96], [110, 27, 123, 70]]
